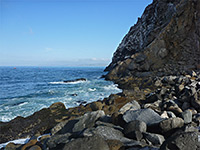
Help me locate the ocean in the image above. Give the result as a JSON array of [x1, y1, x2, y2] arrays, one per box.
[[0, 66, 121, 122]]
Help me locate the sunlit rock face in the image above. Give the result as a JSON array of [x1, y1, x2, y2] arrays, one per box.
[[105, 0, 200, 81]]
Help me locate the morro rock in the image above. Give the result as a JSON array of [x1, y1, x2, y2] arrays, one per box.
[[105, 0, 200, 84]]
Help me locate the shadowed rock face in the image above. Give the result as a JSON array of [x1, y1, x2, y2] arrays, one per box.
[[105, 0, 200, 82]]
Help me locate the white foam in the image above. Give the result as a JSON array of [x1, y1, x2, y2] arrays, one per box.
[[49, 81, 69, 84], [0, 138, 30, 149], [1, 115, 13, 122], [18, 102, 28, 106], [88, 88, 96, 92], [49, 80, 86, 85], [103, 84, 121, 91]]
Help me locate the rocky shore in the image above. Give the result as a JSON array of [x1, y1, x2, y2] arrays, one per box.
[[1, 0, 200, 149], [1, 71, 200, 150]]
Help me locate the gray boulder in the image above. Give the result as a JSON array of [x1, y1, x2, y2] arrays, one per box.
[[73, 110, 105, 132], [63, 135, 109, 150], [81, 125, 142, 147], [51, 120, 79, 135], [124, 130, 143, 141], [160, 132, 200, 150], [159, 117, 184, 133], [191, 91, 200, 112], [143, 132, 165, 146], [46, 133, 71, 149], [166, 111, 176, 118], [91, 126, 128, 143], [95, 121, 123, 131], [51, 120, 69, 135], [181, 110, 192, 124], [123, 108, 164, 126], [124, 120, 147, 139], [51, 110, 105, 135], [119, 100, 141, 114]]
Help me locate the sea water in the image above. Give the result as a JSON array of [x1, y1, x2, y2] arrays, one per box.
[[0, 66, 121, 122]]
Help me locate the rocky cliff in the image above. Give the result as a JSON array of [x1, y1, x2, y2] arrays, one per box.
[[105, 0, 200, 84]]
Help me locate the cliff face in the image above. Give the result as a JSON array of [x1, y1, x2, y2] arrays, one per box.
[[105, 0, 200, 83]]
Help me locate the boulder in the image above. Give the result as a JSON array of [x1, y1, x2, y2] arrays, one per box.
[[91, 126, 126, 142], [73, 110, 105, 132], [81, 125, 136, 146], [127, 147, 159, 150], [124, 120, 147, 135], [123, 108, 164, 126], [181, 110, 192, 124], [63, 135, 110, 150], [181, 102, 190, 110], [51, 120, 69, 135], [52, 120, 79, 135], [191, 91, 200, 112], [4, 142, 21, 150], [111, 112, 126, 127], [51, 110, 105, 135], [95, 121, 123, 132], [90, 101, 103, 111], [143, 100, 162, 113], [183, 124, 199, 133], [145, 93, 159, 103], [166, 111, 176, 118], [162, 100, 183, 116], [160, 132, 200, 150], [21, 139, 37, 150], [46, 133, 71, 149], [160, 111, 169, 119], [124, 130, 143, 141], [119, 100, 141, 114], [159, 117, 184, 133], [106, 140, 124, 150], [28, 145, 42, 150], [143, 132, 165, 146]]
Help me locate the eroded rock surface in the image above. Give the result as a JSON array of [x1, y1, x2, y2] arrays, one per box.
[[105, 0, 200, 89]]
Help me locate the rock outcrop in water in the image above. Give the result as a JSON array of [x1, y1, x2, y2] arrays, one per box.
[[63, 78, 87, 83], [0, 0, 200, 149]]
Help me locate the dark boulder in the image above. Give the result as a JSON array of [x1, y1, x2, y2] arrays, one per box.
[[63, 135, 109, 150], [160, 132, 200, 150], [45, 133, 71, 150], [123, 108, 164, 126], [143, 132, 165, 146], [124, 120, 147, 138]]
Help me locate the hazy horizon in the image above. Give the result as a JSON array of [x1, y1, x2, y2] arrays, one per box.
[[0, 0, 152, 66]]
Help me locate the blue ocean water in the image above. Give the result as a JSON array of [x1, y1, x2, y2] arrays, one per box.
[[0, 66, 121, 122]]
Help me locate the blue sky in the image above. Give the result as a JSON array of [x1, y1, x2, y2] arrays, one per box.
[[0, 0, 152, 66]]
